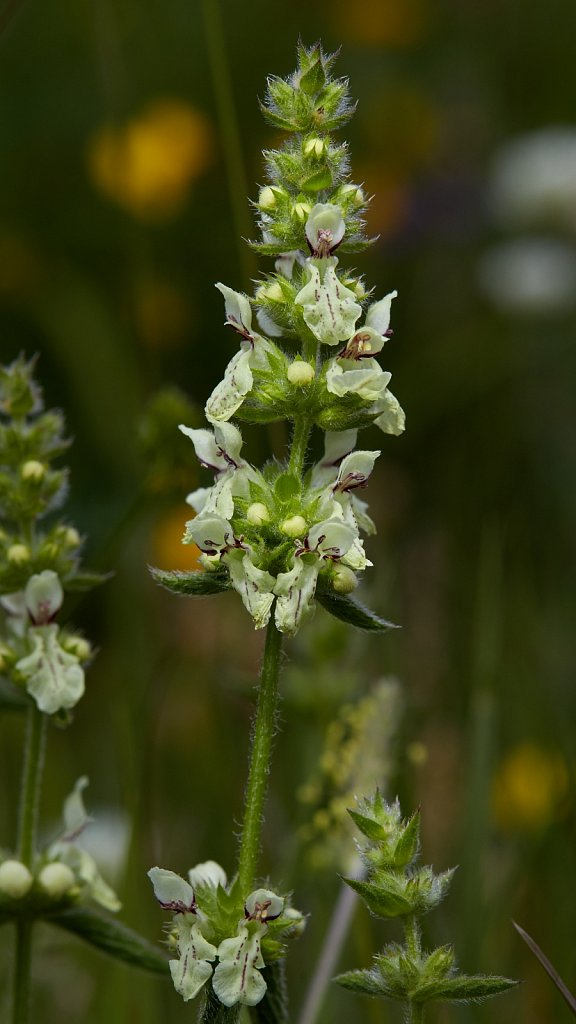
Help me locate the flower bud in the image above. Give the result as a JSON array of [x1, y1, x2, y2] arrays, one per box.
[[0, 859, 33, 899], [7, 544, 30, 565], [0, 643, 13, 672], [61, 635, 92, 661], [60, 526, 81, 548], [247, 502, 270, 526], [258, 186, 277, 210], [38, 862, 76, 899], [281, 515, 307, 538], [287, 361, 315, 386], [256, 281, 284, 303], [292, 202, 311, 222], [24, 571, 63, 625], [304, 137, 326, 159], [332, 565, 358, 594], [20, 460, 46, 482]]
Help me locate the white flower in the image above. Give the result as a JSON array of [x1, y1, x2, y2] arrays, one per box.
[[225, 551, 275, 630], [148, 867, 195, 912], [188, 860, 227, 890], [295, 258, 362, 346], [304, 203, 346, 258], [245, 888, 284, 922], [49, 777, 121, 912], [333, 450, 380, 494], [179, 421, 244, 474], [184, 513, 235, 555], [323, 289, 405, 435], [24, 571, 63, 625], [216, 283, 254, 340], [170, 918, 218, 1002], [311, 430, 358, 489], [206, 284, 276, 424], [274, 559, 318, 636], [16, 624, 85, 715], [213, 921, 268, 1007]]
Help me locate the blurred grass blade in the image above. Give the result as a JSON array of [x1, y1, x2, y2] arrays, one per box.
[[514, 920, 576, 1015], [51, 906, 170, 974]]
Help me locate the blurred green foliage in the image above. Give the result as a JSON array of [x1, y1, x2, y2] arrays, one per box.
[[1, 0, 575, 1021]]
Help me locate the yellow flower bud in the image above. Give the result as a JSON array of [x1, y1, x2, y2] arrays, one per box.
[[0, 860, 33, 899], [257, 281, 284, 303], [62, 636, 92, 661], [38, 862, 76, 899], [21, 460, 45, 482], [247, 503, 270, 526], [0, 644, 12, 673], [292, 202, 311, 222], [332, 565, 358, 594], [281, 515, 307, 538], [62, 527, 81, 547], [258, 186, 277, 210], [304, 137, 325, 158], [7, 544, 30, 565], [287, 361, 315, 387]]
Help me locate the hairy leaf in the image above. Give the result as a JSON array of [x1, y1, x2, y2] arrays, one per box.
[[50, 906, 170, 974], [336, 969, 394, 997], [316, 580, 398, 632], [149, 566, 230, 596], [415, 974, 519, 1003]]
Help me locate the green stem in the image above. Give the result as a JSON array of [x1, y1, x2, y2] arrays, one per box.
[[12, 920, 32, 1024], [406, 1002, 425, 1024], [403, 914, 421, 961], [288, 417, 311, 477], [237, 619, 283, 895], [12, 702, 46, 1024], [17, 701, 46, 866]]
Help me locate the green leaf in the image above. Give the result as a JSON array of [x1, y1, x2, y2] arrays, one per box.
[[149, 566, 230, 596], [50, 906, 170, 974], [342, 876, 413, 918], [315, 580, 398, 632], [301, 167, 333, 192], [347, 809, 387, 842], [391, 812, 420, 868], [415, 974, 519, 1003], [336, 969, 393, 997], [64, 570, 113, 591]]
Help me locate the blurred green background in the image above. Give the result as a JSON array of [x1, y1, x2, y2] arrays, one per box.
[[1, 0, 576, 1021]]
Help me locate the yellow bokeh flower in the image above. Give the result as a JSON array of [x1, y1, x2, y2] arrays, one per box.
[[492, 742, 570, 832], [151, 507, 202, 571], [88, 100, 214, 221]]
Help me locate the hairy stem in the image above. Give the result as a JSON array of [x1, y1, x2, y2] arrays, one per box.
[[237, 620, 283, 895], [17, 701, 46, 866], [406, 1002, 425, 1024], [288, 417, 311, 477], [12, 702, 46, 1024]]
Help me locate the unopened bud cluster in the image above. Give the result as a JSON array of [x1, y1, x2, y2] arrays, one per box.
[[0, 357, 96, 716], [337, 793, 516, 1013]]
